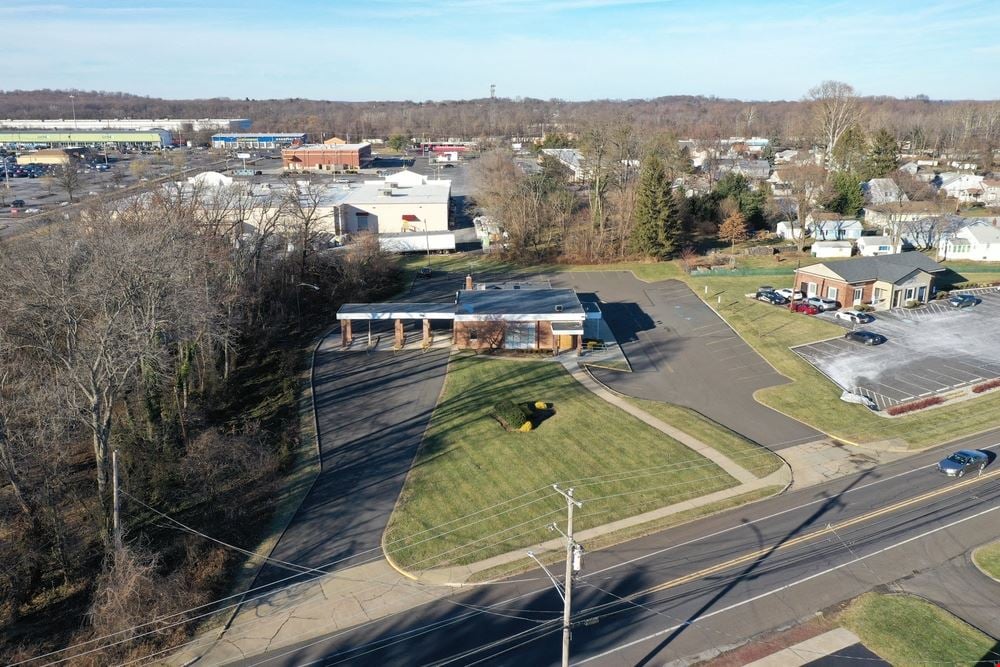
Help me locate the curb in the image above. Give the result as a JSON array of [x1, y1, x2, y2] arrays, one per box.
[[970, 544, 1000, 585]]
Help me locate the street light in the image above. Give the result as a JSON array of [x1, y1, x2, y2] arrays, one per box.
[[69, 95, 77, 129]]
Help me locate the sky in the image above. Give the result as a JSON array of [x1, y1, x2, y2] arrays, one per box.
[[3, 0, 1000, 101]]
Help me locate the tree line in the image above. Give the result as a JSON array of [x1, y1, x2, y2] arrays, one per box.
[[0, 187, 399, 662]]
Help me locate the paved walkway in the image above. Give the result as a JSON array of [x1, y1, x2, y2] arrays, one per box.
[[744, 628, 877, 667]]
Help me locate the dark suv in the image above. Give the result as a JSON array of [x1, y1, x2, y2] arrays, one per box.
[[844, 330, 887, 346], [755, 289, 789, 305]]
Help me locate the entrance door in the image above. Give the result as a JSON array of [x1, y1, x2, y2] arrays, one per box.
[[917, 286, 927, 302], [559, 334, 573, 350]]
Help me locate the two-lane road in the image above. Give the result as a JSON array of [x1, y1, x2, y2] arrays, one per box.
[[244, 430, 1000, 666]]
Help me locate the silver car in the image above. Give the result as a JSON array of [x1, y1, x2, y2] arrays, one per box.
[[937, 449, 988, 477]]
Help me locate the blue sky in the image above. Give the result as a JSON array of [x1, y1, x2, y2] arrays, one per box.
[[3, 0, 1000, 101]]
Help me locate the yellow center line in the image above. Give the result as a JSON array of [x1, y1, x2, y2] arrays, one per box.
[[640, 468, 1000, 596]]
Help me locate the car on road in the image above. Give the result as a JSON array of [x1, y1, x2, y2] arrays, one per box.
[[947, 294, 977, 308], [418, 267, 433, 278], [844, 330, 886, 346], [806, 296, 840, 312], [792, 302, 820, 315], [835, 309, 874, 324], [11, 199, 26, 208], [755, 289, 789, 305], [775, 288, 804, 301], [937, 449, 988, 477]]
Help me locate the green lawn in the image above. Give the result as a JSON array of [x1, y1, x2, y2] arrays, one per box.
[[841, 592, 999, 666], [973, 541, 1000, 581], [384, 354, 739, 570], [626, 399, 784, 478]]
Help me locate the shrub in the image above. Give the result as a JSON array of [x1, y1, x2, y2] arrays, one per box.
[[855, 303, 874, 312], [972, 378, 1000, 394], [534, 401, 548, 410], [518, 421, 533, 432], [904, 299, 920, 309], [886, 396, 945, 416], [935, 290, 950, 300], [493, 400, 530, 430]]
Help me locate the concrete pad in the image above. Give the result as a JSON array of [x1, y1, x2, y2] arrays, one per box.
[[744, 628, 862, 667]]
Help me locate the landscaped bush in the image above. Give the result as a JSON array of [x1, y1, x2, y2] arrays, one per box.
[[887, 396, 945, 416], [904, 299, 920, 308], [972, 378, 1000, 394], [518, 421, 533, 432], [534, 401, 548, 410], [492, 399, 530, 430], [935, 290, 951, 300], [855, 303, 874, 312]]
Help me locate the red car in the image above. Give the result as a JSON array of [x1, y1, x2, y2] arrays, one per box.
[[792, 302, 819, 315]]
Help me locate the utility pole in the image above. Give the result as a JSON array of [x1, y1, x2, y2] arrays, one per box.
[[112, 449, 122, 550], [528, 484, 584, 667]]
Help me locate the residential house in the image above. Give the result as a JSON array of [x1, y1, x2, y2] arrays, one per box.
[[811, 241, 853, 258], [982, 179, 1000, 207], [937, 221, 1000, 262], [804, 212, 864, 240], [864, 201, 952, 232], [938, 173, 985, 203], [864, 178, 908, 205], [539, 148, 588, 181], [773, 149, 800, 164], [898, 161, 919, 176], [856, 235, 901, 256], [794, 252, 947, 310], [714, 158, 771, 181]]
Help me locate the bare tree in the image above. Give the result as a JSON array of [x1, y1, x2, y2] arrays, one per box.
[[282, 181, 331, 286], [782, 163, 827, 252], [807, 81, 863, 170], [55, 163, 82, 202]]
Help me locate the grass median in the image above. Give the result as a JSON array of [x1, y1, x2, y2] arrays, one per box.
[[973, 541, 1000, 581], [384, 354, 740, 571], [625, 398, 784, 478], [841, 592, 999, 665]]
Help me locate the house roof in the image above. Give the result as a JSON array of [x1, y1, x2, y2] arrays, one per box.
[[809, 211, 860, 223], [455, 288, 584, 319], [810, 218, 862, 230], [865, 178, 907, 204], [800, 252, 945, 284], [856, 235, 893, 245], [812, 241, 853, 248], [865, 201, 948, 215], [961, 222, 1000, 245]]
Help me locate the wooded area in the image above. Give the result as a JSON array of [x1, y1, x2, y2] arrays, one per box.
[[0, 192, 400, 662]]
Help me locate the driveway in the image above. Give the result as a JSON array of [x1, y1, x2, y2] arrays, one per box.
[[256, 342, 449, 585], [549, 271, 821, 449]]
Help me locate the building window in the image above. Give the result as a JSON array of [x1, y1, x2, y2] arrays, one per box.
[[804, 282, 817, 297], [904, 287, 914, 300], [827, 286, 839, 301], [468, 328, 478, 341], [853, 287, 863, 304]]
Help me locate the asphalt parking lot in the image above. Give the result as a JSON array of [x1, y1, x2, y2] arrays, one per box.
[[793, 288, 1000, 410], [549, 271, 822, 449]]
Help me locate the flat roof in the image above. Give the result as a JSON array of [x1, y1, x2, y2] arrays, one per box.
[[341, 182, 450, 206], [212, 132, 306, 138], [283, 142, 371, 152], [338, 303, 457, 320], [455, 288, 584, 321]]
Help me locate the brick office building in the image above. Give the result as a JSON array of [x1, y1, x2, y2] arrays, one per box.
[[794, 252, 947, 310], [281, 142, 372, 171]]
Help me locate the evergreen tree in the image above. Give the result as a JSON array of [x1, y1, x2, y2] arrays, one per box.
[[865, 128, 899, 179], [823, 171, 865, 216], [629, 154, 681, 259]]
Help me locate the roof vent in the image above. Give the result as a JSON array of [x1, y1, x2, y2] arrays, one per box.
[[555, 304, 564, 312], [380, 187, 393, 196]]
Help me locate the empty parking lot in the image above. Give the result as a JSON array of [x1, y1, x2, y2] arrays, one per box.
[[793, 288, 1000, 410]]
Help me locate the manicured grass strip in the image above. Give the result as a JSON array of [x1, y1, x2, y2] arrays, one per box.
[[384, 354, 737, 570], [840, 592, 999, 666], [626, 398, 784, 478], [469, 485, 782, 583], [973, 541, 1000, 581]]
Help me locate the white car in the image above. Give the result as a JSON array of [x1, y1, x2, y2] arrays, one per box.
[[775, 288, 804, 301], [835, 309, 874, 324]]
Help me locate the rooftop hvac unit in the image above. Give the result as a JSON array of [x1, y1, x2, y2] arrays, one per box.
[[380, 187, 393, 196]]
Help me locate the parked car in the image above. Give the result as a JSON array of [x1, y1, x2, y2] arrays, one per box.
[[418, 267, 433, 278], [775, 288, 804, 301], [806, 296, 840, 312], [835, 309, 874, 324], [844, 330, 887, 346], [792, 302, 820, 315], [11, 199, 26, 208], [755, 290, 789, 305], [936, 449, 988, 477], [947, 294, 977, 308]]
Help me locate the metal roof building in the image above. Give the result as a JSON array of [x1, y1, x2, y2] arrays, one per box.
[[0, 118, 250, 132], [0, 129, 173, 148]]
